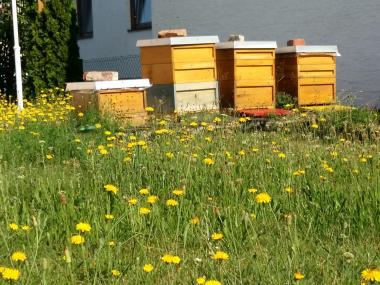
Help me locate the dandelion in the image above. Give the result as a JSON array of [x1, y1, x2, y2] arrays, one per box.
[[128, 198, 138, 205], [211, 233, 224, 241], [293, 169, 305, 176], [105, 214, 114, 220], [143, 264, 154, 272], [46, 154, 54, 160], [361, 267, 380, 282], [294, 271, 305, 281], [248, 188, 258, 193], [95, 123, 102, 129], [203, 158, 215, 165], [76, 222, 92, 233], [104, 131, 112, 136], [21, 225, 31, 231], [311, 124, 319, 129], [172, 256, 181, 264], [123, 156, 132, 162], [1, 267, 21, 281], [166, 199, 179, 206], [238, 117, 247, 123], [190, 122, 198, 127], [139, 188, 150, 195], [139, 207, 151, 215], [99, 149, 108, 155], [104, 184, 118, 195], [166, 152, 174, 159], [78, 112, 84, 117], [212, 251, 229, 261], [71, 235, 85, 245], [9, 223, 19, 231], [147, 195, 158, 204], [196, 277, 206, 284], [278, 153, 286, 159], [190, 216, 200, 225], [11, 251, 27, 262], [111, 269, 121, 277], [172, 189, 184, 196], [145, 107, 154, 112], [255, 192, 272, 204], [285, 187, 294, 193], [108, 241, 116, 246]]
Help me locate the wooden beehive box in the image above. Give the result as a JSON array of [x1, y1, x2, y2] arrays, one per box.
[[66, 80, 151, 126], [138, 36, 219, 84], [276, 46, 340, 106], [216, 41, 277, 110], [137, 36, 220, 113]]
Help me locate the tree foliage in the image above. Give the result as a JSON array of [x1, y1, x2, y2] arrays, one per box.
[[0, 0, 82, 99]]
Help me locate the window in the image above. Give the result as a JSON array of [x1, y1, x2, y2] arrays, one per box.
[[130, 0, 152, 31], [76, 0, 93, 39]]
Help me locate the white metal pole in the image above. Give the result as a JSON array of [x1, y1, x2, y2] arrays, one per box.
[[11, 0, 24, 110]]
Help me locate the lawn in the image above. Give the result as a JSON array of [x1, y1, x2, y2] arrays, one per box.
[[0, 91, 379, 284]]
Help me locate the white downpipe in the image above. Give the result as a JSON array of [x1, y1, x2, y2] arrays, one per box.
[[11, 0, 23, 110]]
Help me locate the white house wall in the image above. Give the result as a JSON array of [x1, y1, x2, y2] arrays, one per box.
[[152, 0, 380, 107]]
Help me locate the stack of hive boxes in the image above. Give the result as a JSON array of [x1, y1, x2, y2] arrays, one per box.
[[276, 40, 340, 106], [66, 78, 151, 126], [216, 40, 277, 110], [137, 36, 220, 113]]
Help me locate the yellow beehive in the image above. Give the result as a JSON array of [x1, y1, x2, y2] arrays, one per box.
[[138, 36, 219, 84], [216, 41, 277, 110], [66, 80, 151, 126], [276, 46, 340, 106]]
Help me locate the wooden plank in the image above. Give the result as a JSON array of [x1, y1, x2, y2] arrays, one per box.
[[71, 91, 98, 113], [172, 44, 216, 62], [235, 86, 274, 109], [141, 64, 174, 84], [175, 88, 219, 112], [298, 83, 335, 106], [174, 61, 215, 70], [235, 65, 274, 80], [140, 46, 172, 64], [234, 49, 274, 60], [235, 59, 274, 66], [174, 68, 216, 83], [298, 54, 336, 65], [98, 91, 146, 114]]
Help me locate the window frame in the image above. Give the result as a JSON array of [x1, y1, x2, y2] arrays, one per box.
[[76, 0, 94, 39], [129, 0, 152, 31]]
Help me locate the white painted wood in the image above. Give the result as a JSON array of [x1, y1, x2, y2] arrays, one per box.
[[137, 36, 219, 47], [216, 41, 277, 49], [66, 79, 151, 91], [276, 46, 341, 56]]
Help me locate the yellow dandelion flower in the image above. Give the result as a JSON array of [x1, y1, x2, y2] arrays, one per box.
[[139, 188, 150, 195], [211, 232, 224, 241], [255, 192, 272, 204], [95, 123, 102, 129], [78, 112, 84, 117], [285, 187, 294, 193], [71, 234, 85, 245], [211, 251, 229, 261], [128, 198, 138, 205], [104, 131, 112, 136], [139, 207, 151, 215], [311, 124, 319, 129], [190, 122, 198, 127], [145, 107, 154, 112], [147, 195, 158, 204], [161, 254, 173, 263], [108, 241, 116, 246], [278, 153, 286, 159], [111, 269, 121, 277], [190, 216, 200, 225], [21, 225, 31, 231], [248, 188, 258, 193], [75, 222, 91, 233], [143, 263, 154, 272], [9, 223, 19, 231], [294, 271, 305, 281], [203, 158, 215, 165], [213, 117, 221, 123], [46, 154, 54, 160], [166, 152, 174, 158], [361, 268, 380, 282], [166, 199, 179, 206], [104, 184, 118, 195], [105, 214, 114, 220], [99, 149, 108, 155], [2, 267, 20, 281], [238, 150, 246, 156], [171, 256, 181, 264], [11, 251, 27, 262], [172, 189, 184, 196], [123, 156, 132, 162], [196, 277, 206, 284]]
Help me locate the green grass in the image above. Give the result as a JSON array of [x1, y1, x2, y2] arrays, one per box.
[[0, 107, 379, 284]]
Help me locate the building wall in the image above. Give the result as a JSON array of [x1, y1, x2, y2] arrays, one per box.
[[78, 0, 153, 78], [152, 0, 380, 107]]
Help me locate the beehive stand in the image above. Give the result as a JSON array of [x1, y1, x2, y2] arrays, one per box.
[[66, 79, 151, 126], [276, 46, 340, 106], [137, 36, 220, 113], [216, 41, 277, 110]]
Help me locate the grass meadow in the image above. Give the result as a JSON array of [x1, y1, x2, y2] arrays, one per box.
[[0, 91, 380, 284]]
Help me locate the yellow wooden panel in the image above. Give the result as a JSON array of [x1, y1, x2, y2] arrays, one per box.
[[298, 55, 336, 65], [141, 64, 174, 84], [235, 79, 275, 87], [235, 65, 274, 80], [174, 61, 215, 70], [140, 46, 172, 64], [235, 50, 274, 60], [299, 77, 336, 85], [98, 91, 146, 114], [235, 86, 274, 109], [298, 84, 335, 106], [174, 68, 216, 83], [172, 45, 215, 62], [299, 64, 335, 78], [235, 59, 274, 66]]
